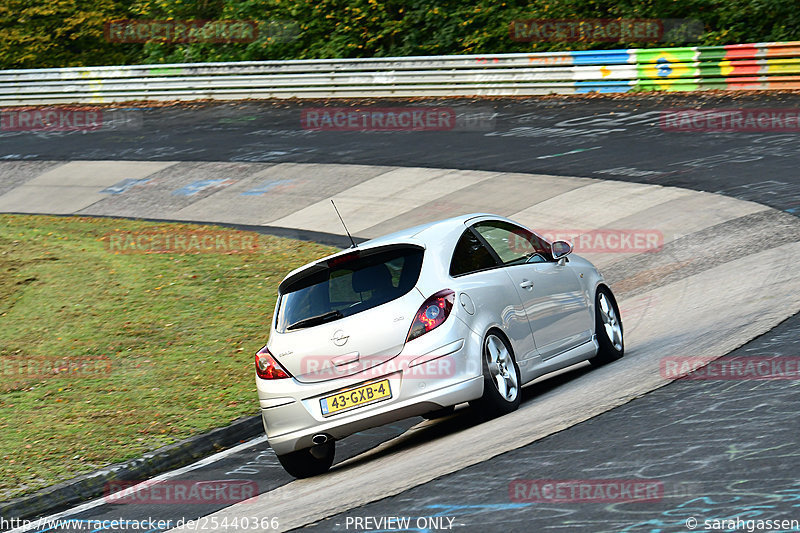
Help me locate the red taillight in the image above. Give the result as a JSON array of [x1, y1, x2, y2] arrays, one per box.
[[406, 289, 455, 342], [255, 347, 291, 380]]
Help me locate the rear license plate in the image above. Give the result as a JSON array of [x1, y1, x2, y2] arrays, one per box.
[[320, 379, 391, 417]]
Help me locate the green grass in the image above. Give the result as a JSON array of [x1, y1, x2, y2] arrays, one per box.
[[0, 215, 337, 500]]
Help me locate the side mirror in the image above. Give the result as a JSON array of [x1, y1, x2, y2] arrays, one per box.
[[551, 240, 573, 261]]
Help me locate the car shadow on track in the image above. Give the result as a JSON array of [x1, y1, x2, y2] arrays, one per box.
[[330, 360, 598, 473]]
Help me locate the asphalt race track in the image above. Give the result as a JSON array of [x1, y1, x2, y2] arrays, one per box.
[[304, 312, 800, 533], [1, 92, 799, 533], [2, 93, 800, 215]]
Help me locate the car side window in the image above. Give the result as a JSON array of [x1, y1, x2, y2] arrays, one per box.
[[473, 221, 551, 265], [450, 229, 499, 276]]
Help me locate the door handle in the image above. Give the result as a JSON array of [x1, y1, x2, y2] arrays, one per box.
[[519, 279, 534, 290]]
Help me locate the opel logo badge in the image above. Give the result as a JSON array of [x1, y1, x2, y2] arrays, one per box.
[[331, 330, 349, 346]]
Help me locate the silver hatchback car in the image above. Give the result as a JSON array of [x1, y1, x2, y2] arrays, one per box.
[[255, 214, 624, 477]]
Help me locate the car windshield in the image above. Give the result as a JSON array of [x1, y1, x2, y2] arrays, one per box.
[[275, 244, 424, 332]]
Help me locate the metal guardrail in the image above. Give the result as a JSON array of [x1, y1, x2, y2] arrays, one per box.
[[1, 41, 799, 105]]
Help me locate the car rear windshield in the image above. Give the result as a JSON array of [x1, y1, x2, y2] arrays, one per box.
[[275, 244, 424, 333]]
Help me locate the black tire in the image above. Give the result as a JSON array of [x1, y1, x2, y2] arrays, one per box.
[[422, 405, 456, 420], [276, 440, 335, 478], [589, 287, 624, 366], [469, 332, 521, 418]]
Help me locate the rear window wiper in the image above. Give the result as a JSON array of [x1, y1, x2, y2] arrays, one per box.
[[286, 310, 343, 331]]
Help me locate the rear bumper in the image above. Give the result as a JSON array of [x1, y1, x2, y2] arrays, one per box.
[[258, 317, 483, 455], [264, 375, 483, 455]]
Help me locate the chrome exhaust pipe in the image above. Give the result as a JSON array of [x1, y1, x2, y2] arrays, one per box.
[[310, 434, 331, 459]]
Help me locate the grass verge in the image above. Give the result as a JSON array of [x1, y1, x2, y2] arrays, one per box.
[[0, 214, 336, 500]]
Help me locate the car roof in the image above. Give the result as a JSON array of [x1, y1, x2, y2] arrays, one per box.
[[360, 212, 500, 247], [279, 213, 522, 285]]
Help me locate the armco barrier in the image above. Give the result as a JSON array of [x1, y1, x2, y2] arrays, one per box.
[[1, 41, 799, 105]]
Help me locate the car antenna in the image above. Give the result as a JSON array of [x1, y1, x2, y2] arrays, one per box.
[[331, 199, 357, 248]]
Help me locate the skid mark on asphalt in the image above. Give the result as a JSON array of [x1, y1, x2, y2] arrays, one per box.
[[536, 146, 602, 159]]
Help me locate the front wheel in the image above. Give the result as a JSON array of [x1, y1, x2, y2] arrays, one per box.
[[469, 333, 521, 417], [276, 440, 335, 478], [589, 287, 624, 366]]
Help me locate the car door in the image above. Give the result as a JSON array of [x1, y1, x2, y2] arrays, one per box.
[[471, 220, 594, 360], [449, 228, 539, 363]]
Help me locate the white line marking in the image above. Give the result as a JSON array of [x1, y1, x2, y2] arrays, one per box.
[[8, 435, 270, 533], [536, 146, 601, 159]]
